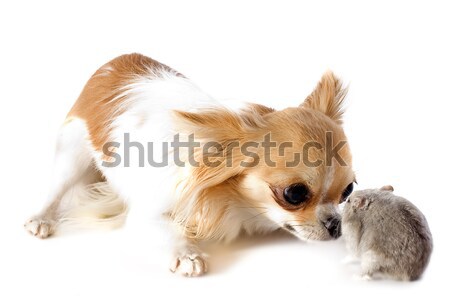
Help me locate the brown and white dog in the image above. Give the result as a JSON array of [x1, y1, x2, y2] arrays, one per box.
[[25, 53, 355, 276]]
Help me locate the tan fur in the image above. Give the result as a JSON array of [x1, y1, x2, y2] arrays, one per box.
[[171, 73, 354, 240], [170, 108, 266, 239], [303, 71, 348, 125], [68, 53, 178, 150]]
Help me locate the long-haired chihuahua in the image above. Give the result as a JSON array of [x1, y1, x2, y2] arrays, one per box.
[[25, 53, 355, 276]]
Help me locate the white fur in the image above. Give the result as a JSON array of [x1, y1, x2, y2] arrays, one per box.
[[94, 73, 220, 223], [321, 164, 335, 200], [59, 181, 128, 230], [25, 72, 222, 274], [25, 119, 99, 237]]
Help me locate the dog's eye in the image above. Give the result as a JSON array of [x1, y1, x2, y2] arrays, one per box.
[[340, 183, 354, 203], [283, 184, 310, 206]]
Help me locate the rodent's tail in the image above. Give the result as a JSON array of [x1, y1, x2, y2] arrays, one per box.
[[57, 181, 128, 233]]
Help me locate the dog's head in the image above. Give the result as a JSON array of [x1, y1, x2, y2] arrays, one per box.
[[172, 72, 355, 241]]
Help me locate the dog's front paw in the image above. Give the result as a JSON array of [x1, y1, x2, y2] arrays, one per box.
[[170, 251, 208, 277], [24, 217, 56, 239]]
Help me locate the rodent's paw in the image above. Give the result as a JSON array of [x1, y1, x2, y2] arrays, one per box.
[[352, 273, 373, 281], [360, 274, 374, 281], [341, 255, 359, 265]]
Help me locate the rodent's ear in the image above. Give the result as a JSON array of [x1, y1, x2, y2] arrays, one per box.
[[380, 185, 394, 192], [352, 196, 372, 210], [302, 71, 348, 125]]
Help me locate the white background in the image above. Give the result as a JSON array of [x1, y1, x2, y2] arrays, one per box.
[[1, 1, 449, 299]]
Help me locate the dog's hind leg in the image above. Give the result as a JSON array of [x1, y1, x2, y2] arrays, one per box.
[[24, 118, 95, 238]]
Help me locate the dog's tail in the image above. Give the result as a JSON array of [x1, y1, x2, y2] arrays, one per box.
[[57, 181, 128, 233]]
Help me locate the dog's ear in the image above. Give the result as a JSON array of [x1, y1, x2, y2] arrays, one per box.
[[172, 107, 265, 144], [303, 71, 348, 125], [171, 108, 266, 239], [172, 107, 265, 186]]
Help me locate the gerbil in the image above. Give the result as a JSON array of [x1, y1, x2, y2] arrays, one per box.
[[342, 185, 432, 281]]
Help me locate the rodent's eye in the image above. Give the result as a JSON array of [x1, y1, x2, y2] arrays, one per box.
[[340, 183, 354, 203], [283, 184, 310, 206]]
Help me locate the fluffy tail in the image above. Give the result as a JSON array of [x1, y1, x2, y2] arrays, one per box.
[[57, 182, 128, 233]]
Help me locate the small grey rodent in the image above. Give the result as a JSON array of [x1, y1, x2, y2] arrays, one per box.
[[342, 185, 432, 281]]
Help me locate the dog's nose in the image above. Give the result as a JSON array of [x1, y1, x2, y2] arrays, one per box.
[[323, 217, 341, 239]]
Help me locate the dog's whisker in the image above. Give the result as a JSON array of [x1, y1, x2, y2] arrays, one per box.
[[284, 218, 308, 223], [242, 211, 268, 224], [235, 206, 268, 209], [307, 230, 316, 240]]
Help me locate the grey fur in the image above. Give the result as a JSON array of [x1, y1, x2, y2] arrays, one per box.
[[341, 186, 433, 281]]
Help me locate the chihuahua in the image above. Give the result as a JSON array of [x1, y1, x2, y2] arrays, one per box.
[[25, 53, 355, 276]]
